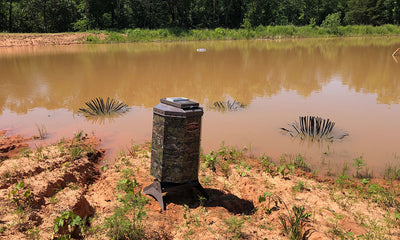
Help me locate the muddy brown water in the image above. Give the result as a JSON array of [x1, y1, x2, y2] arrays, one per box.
[[1, 37, 400, 175]]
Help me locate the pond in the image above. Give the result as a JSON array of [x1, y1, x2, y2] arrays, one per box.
[[1, 37, 400, 174]]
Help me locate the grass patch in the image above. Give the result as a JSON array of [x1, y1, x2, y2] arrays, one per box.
[[84, 25, 400, 44]]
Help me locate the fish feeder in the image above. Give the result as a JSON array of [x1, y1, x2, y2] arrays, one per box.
[[143, 97, 208, 210]]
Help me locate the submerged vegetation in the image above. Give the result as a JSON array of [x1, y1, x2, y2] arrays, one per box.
[[78, 97, 129, 124], [281, 116, 348, 142], [208, 100, 247, 113]]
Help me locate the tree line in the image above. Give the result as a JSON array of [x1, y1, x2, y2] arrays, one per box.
[[1, 0, 400, 33]]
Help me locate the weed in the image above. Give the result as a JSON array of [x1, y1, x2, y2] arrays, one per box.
[[352, 156, 365, 178], [8, 181, 31, 210], [292, 181, 308, 192], [26, 227, 40, 240], [259, 155, 275, 174], [279, 205, 313, 240], [50, 195, 58, 205], [224, 216, 245, 240], [336, 163, 350, 189], [366, 184, 399, 209], [73, 130, 87, 142], [292, 155, 311, 172], [258, 191, 280, 214], [18, 148, 32, 158], [69, 147, 83, 161], [35, 124, 47, 140], [219, 161, 231, 178], [85, 35, 100, 43], [204, 150, 218, 172], [101, 164, 108, 172], [104, 176, 149, 239], [78, 97, 129, 122], [53, 211, 86, 239], [127, 143, 140, 158], [383, 164, 400, 182]]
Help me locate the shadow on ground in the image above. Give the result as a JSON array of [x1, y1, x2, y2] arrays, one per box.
[[163, 187, 255, 215]]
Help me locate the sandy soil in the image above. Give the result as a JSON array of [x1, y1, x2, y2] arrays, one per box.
[[0, 130, 400, 239], [0, 33, 106, 47]]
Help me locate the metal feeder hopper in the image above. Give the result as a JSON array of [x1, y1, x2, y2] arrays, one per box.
[[143, 97, 208, 210]]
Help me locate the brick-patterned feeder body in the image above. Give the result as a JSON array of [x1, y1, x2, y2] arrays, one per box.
[[143, 97, 208, 210]]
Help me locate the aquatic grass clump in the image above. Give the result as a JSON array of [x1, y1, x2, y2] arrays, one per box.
[[281, 116, 348, 142], [208, 100, 247, 112], [78, 97, 130, 124]]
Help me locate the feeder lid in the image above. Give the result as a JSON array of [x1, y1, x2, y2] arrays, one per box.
[[154, 97, 203, 118], [161, 97, 199, 109]]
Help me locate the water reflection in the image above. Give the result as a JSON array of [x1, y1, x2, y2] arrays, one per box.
[[1, 37, 400, 115], [1, 37, 400, 173]]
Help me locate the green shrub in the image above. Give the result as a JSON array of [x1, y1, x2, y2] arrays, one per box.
[[321, 12, 342, 35], [53, 211, 86, 239], [106, 32, 126, 42], [104, 176, 149, 239]]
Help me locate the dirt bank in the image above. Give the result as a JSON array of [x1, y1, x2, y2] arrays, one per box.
[[0, 33, 106, 47], [1, 130, 400, 239]]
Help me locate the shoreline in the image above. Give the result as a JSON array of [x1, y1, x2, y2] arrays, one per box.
[[1, 26, 400, 48], [1, 129, 400, 239]]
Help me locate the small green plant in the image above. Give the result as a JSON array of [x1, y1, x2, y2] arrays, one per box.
[[293, 155, 311, 172], [53, 211, 86, 239], [361, 178, 370, 186], [104, 176, 149, 239], [366, 184, 399, 209], [101, 164, 108, 172], [27, 227, 41, 240], [78, 97, 129, 119], [18, 148, 32, 158], [383, 164, 400, 182], [336, 163, 350, 189], [69, 147, 83, 161], [35, 124, 48, 140], [292, 181, 307, 192], [224, 216, 245, 240], [352, 156, 365, 178], [85, 35, 100, 43], [73, 130, 87, 142], [204, 150, 218, 171], [127, 143, 140, 158], [219, 161, 231, 178], [50, 195, 58, 205], [8, 181, 31, 210], [279, 205, 313, 240], [258, 191, 280, 214], [259, 155, 275, 174]]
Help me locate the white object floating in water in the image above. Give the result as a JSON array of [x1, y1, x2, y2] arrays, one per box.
[[196, 48, 206, 52]]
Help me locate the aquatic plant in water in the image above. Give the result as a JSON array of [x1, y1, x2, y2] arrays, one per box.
[[281, 116, 348, 142], [208, 100, 247, 112], [78, 97, 129, 124]]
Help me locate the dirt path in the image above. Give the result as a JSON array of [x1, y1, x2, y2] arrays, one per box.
[[0, 33, 104, 47]]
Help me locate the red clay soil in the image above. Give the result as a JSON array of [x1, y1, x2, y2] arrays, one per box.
[[0, 33, 106, 47], [1, 130, 400, 239], [0, 130, 30, 160]]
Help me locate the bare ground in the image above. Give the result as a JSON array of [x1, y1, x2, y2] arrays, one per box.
[[0, 33, 106, 47], [1, 130, 400, 239]]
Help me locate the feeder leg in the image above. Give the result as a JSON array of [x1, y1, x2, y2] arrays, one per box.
[[143, 180, 165, 210], [194, 180, 209, 201]]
